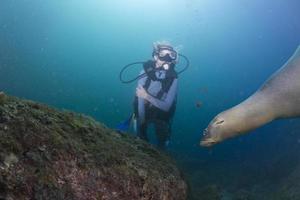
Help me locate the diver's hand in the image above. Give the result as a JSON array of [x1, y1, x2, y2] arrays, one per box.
[[136, 86, 149, 100]]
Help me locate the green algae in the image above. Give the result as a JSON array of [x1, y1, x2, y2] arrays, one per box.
[[0, 94, 187, 200], [0, 92, 7, 105]]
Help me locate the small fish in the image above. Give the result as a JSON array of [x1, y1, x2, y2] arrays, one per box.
[[195, 101, 203, 108]]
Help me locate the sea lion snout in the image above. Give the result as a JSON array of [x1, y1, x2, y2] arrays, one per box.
[[200, 115, 227, 147], [200, 128, 219, 147], [200, 137, 218, 147], [202, 128, 208, 136]]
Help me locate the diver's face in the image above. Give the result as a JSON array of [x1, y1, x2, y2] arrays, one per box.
[[155, 58, 170, 70], [154, 49, 174, 69], [155, 57, 166, 68]]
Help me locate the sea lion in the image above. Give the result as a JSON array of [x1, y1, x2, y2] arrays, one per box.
[[200, 45, 300, 147]]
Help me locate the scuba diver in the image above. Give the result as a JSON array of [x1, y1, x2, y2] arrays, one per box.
[[118, 41, 189, 149], [133, 42, 179, 149]]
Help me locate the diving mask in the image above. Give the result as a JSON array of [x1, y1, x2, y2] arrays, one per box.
[[157, 48, 177, 62]]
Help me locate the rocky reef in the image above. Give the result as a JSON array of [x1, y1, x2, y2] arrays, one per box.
[[0, 92, 187, 200]]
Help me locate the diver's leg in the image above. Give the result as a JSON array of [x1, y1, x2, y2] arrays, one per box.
[[154, 120, 171, 150], [138, 122, 149, 141]]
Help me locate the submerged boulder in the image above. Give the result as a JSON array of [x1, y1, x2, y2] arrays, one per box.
[[0, 93, 187, 200]]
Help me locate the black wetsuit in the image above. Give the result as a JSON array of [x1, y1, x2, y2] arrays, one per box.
[[134, 60, 177, 149]]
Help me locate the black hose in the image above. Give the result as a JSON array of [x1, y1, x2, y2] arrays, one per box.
[[119, 61, 146, 83], [177, 53, 190, 74]]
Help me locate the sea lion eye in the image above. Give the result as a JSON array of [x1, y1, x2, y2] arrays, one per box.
[[216, 120, 224, 125]]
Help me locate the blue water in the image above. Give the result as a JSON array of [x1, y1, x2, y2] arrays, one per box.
[[1, 0, 300, 198]]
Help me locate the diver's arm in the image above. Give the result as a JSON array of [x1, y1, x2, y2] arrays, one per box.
[[146, 79, 177, 112], [137, 70, 147, 86], [137, 97, 146, 123]]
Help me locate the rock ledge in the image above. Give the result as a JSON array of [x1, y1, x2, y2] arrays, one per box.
[[0, 93, 187, 200]]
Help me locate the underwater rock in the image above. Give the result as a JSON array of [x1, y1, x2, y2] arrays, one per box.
[[0, 94, 187, 200], [271, 158, 300, 200], [0, 92, 7, 105]]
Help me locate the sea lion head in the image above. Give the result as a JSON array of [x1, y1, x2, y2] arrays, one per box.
[[200, 110, 240, 147]]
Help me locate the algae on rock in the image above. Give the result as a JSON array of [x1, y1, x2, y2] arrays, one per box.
[[0, 93, 187, 200]]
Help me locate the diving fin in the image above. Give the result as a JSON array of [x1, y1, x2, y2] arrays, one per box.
[[116, 113, 135, 132]]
